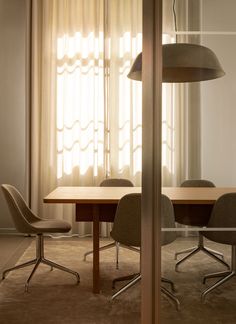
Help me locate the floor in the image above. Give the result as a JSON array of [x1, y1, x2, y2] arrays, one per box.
[[0, 235, 32, 274], [0, 235, 236, 323]]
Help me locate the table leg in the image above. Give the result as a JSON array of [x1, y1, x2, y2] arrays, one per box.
[[93, 205, 100, 293]]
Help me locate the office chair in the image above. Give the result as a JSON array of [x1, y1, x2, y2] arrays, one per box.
[[201, 193, 236, 302], [175, 179, 229, 271], [83, 178, 134, 269], [111, 193, 180, 310], [1, 184, 80, 291]]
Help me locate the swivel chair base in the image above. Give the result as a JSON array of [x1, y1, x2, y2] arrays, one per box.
[[111, 273, 180, 310], [84, 242, 139, 270], [175, 234, 229, 271], [201, 245, 236, 302], [84, 241, 119, 268], [2, 234, 80, 292]]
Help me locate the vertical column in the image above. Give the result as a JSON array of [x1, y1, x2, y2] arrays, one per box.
[[142, 0, 162, 323]]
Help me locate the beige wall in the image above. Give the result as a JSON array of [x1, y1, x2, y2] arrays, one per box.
[[0, 0, 28, 230], [201, 0, 236, 186]]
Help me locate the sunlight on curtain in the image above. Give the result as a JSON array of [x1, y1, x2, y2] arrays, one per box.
[[31, 0, 142, 235], [56, 31, 105, 179], [117, 32, 142, 176], [162, 0, 201, 187], [108, 0, 142, 184], [55, 1, 142, 185]]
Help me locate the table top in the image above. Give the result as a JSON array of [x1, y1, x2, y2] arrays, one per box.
[[44, 186, 141, 204], [43, 186, 236, 205]]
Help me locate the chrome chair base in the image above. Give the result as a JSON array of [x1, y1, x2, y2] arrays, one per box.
[[84, 241, 119, 268], [111, 273, 180, 310], [175, 234, 229, 271], [112, 272, 139, 289], [112, 273, 141, 300], [2, 234, 80, 292], [162, 276, 177, 293], [161, 286, 180, 311], [201, 245, 236, 302], [84, 242, 139, 270]]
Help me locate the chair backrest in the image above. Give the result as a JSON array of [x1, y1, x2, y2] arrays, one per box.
[[181, 179, 215, 188], [176, 179, 215, 226], [1, 184, 38, 233], [161, 194, 177, 246], [111, 193, 141, 247], [111, 193, 176, 248], [203, 193, 236, 245], [100, 178, 134, 187]]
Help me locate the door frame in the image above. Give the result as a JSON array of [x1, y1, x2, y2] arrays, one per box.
[[142, 0, 162, 323]]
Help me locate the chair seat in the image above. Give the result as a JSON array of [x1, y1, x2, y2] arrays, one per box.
[[31, 220, 71, 233]]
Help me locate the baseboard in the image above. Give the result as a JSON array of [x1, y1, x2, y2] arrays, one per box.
[[0, 228, 21, 235]]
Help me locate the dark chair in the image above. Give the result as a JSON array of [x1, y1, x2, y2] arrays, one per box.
[[175, 179, 229, 271], [201, 193, 236, 302], [111, 193, 180, 310], [83, 178, 134, 269], [1, 184, 80, 291]]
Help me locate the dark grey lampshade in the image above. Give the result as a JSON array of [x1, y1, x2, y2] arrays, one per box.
[[127, 43, 225, 83]]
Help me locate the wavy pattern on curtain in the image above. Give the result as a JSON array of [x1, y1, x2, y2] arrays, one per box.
[[55, 0, 142, 184], [31, 0, 142, 235], [56, 30, 105, 179], [162, 0, 201, 187]]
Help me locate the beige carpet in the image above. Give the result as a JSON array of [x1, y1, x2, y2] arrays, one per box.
[[0, 237, 236, 323]]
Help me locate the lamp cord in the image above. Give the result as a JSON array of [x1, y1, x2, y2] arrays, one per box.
[[172, 0, 178, 42]]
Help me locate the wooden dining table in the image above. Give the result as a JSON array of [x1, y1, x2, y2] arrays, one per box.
[[44, 186, 236, 293]]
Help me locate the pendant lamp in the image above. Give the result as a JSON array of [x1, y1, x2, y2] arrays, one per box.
[[127, 43, 225, 83]]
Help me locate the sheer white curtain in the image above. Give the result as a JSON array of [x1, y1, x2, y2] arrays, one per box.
[[30, 0, 142, 235], [108, 0, 142, 184], [162, 0, 201, 187]]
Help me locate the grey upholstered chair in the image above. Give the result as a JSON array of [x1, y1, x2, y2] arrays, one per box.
[[1, 184, 80, 291], [201, 193, 236, 302], [83, 178, 134, 269], [111, 193, 180, 310], [175, 179, 229, 271]]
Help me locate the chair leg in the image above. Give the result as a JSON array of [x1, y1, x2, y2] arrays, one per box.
[[175, 245, 224, 261], [83, 241, 139, 271], [112, 273, 139, 289], [115, 242, 119, 269], [204, 246, 224, 259], [161, 277, 176, 292], [203, 270, 231, 284], [83, 242, 116, 261], [201, 271, 235, 303], [25, 259, 41, 292], [111, 274, 141, 300], [2, 234, 80, 291], [174, 246, 197, 260], [201, 245, 236, 302], [175, 246, 200, 271], [2, 259, 37, 280], [201, 247, 230, 270], [42, 258, 80, 283], [161, 286, 180, 311], [175, 234, 229, 271], [112, 273, 180, 310]]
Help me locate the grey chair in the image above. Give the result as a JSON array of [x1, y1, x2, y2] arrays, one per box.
[[201, 193, 236, 302], [83, 178, 134, 269], [111, 193, 180, 310], [175, 179, 229, 271], [1, 184, 80, 291]]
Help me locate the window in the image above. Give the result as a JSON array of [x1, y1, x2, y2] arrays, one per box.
[[56, 25, 142, 183]]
